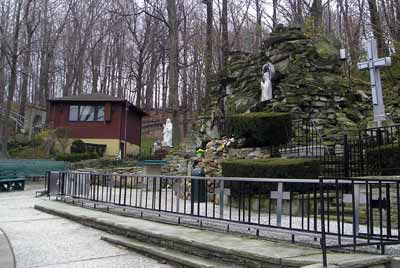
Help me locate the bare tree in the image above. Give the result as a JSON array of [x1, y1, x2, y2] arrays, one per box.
[[167, 0, 180, 145], [203, 0, 213, 109], [19, 0, 38, 129]]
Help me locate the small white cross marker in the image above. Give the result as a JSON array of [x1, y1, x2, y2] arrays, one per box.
[[271, 183, 291, 226]]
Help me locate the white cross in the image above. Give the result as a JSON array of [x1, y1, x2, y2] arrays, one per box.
[[357, 39, 391, 127], [343, 184, 366, 236], [343, 184, 381, 235], [271, 183, 291, 226]]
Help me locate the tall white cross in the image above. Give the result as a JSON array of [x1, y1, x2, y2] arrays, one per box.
[[357, 39, 391, 127]]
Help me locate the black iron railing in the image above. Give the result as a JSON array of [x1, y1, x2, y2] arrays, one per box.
[[279, 119, 329, 159], [46, 171, 400, 266], [282, 121, 400, 178], [321, 124, 400, 178]]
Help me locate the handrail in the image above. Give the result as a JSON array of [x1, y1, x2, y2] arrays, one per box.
[[0, 106, 25, 129], [52, 170, 400, 184], [46, 170, 400, 258]]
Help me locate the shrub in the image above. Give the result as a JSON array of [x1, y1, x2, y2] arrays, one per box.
[[225, 112, 291, 147], [71, 140, 86, 154], [55, 127, 71, 154], [366, 143, 400, 175], [70, 140, 106, 157], [56, 152, 99, 162], [221, 158, 320, 179], [9, 146, 49, 159], [222, 158, 321, 195]]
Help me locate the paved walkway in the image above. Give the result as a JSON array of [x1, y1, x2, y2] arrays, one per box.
[[34, 195, 391, 268], [0, 227, 15, 268], [0, 183, 172, 268]]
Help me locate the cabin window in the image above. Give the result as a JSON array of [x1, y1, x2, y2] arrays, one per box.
[[69, 105, 105, 122], [69, 105, 79, 121]]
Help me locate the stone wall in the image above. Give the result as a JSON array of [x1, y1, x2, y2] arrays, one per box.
[[198, 27, 400, 146]]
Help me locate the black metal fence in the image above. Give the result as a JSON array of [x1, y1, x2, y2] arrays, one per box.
[[279, 119, 328, 158], [322, 124, 400, 178], [282, 120, 400, 178], [47, 171, 400, 266]]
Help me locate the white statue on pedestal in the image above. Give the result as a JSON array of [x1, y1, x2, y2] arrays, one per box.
[[162, 118, 173, 147], [260, 63, 275, 102]]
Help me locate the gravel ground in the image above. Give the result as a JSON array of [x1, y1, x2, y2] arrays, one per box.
[[0, 182, 172, 268]]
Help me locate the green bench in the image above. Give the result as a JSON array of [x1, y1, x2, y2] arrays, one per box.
[[0, 170, 26, 191], [0, 160, 69, 192]]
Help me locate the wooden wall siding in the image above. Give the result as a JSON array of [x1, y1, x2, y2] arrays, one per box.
[[49, 101, 142, 145]]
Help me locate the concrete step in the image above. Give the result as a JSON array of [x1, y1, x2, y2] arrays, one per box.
[[102, 235, 243, 268], [34, 200, 392, 268]]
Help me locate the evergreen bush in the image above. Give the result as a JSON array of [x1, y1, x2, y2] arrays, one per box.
[[222, 158, 320, 195], [56, 152, 99, 162], [221, 158, 320, 179], [225, 112, 292, 147], [366, 143, 400, 175], [70, 140, 106, 157], [71, 140, 86, 154]]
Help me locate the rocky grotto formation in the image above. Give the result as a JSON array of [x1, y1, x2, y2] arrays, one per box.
[[198, 26, 400, 145]]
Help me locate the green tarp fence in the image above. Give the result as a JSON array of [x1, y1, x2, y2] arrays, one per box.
[[0, 160, 69, 179]]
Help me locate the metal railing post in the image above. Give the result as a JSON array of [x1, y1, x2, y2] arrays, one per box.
[[219, 180, 225, 219], [344, 134, 350, 177], [319, 178, 328, 268], [276, 182, 283, 226], [46, 171, 50, 196]]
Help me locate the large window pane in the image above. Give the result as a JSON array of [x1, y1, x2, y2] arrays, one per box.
[[69, 105, 79, 121], [79, 106, 95, 121], [96, 106, 104, 121]]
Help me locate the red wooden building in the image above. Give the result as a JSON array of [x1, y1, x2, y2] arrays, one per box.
[[48, 94, 146, 157]]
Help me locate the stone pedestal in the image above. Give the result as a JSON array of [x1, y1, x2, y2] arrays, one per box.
[[144, 165, 162, 175], [143, 160, 167, 191]]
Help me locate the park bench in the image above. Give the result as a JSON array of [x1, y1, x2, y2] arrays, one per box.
[[0, 170, 26, 191], [0, 160, 69, 194]]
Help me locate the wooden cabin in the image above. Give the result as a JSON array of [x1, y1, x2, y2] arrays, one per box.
[[48, 94, 146, 157]]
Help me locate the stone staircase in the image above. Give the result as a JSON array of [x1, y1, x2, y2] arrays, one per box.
[[34, 199, 393, 268], [101, 236, 243, 268]]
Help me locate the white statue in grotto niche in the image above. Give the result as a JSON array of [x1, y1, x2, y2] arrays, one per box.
[[261, 62, 275, 102], [162, 118, 173, 147]]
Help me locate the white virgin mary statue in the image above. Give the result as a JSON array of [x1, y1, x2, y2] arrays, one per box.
[[162, 118, 173, 147], [260, 63, 275, 102]]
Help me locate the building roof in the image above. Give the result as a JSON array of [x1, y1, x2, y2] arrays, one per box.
[[48, 94, 147, 116], [48, 93, 127, 102]]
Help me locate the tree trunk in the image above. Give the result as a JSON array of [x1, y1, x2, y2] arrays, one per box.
[[395, 0, 400, 41], [272, 0, 278, 28], [367, 0, 385, 56], [3, 0, 23, 157], [135, 55, 144, 107], [145, 48, 159, 109], [117, 34, 125, 98], [203, 0, 213, 110], [0, 1, 10, 158], [219, 0, 228, 133], [0, 38, 7, 159], [161, 46, 168, 110], [311, 0, 323, 34], [255, 0, 262, 51], [19, 0, 35, 131], [182, 9, 189, 137], [167, 0, 180, 146]]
